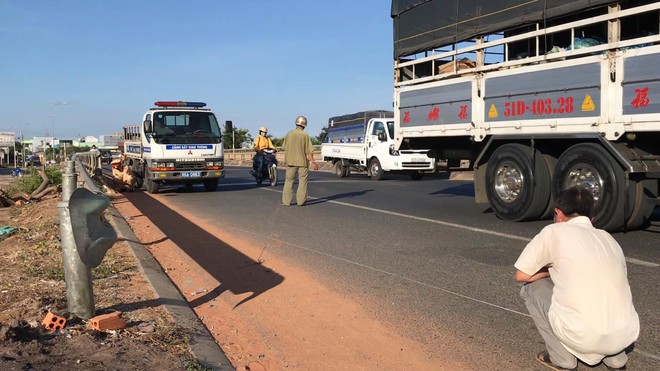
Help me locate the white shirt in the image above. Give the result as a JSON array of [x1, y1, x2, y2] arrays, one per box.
[[515, 216, 639, 364]]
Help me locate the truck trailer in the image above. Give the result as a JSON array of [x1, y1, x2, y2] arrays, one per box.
[[391, 0, 660, 231], [123, 101, 225, 194], [321, 111, 435, 180]]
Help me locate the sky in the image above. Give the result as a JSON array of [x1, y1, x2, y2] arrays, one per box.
[[0, 0, 395, 141]]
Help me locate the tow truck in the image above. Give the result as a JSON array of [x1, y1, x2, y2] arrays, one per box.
[[123, 101, 225, 194]]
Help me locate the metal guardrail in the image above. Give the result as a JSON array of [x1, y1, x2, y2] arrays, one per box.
[[58, 152, 116, 319], [224, 146, 323, 163]]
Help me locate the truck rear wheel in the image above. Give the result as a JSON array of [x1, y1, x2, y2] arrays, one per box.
[[553, 143, 628, 231], [334, 161, 345, 178], [485, 144, 551, 221], [369, 158, 384, 180], [626, 179, 657, 230]]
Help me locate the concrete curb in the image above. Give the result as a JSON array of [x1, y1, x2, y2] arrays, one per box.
[[106, 204, 234, 370]]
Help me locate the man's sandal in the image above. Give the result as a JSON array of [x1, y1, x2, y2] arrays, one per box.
[[536, 351, 578, 371]]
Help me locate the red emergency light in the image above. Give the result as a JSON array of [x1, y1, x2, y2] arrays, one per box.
[[154, 101, 206, 108]]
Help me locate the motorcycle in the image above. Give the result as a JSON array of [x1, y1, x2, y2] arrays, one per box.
[[253, 148, 278, 186]]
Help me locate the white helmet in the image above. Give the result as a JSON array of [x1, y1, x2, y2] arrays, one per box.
[[295, 116, 307, 128], [259, 126, 268, 133]]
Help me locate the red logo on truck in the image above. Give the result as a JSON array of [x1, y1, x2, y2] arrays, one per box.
[[427, 107, 440, 121], [631, 87, 650, 109], [458, 105, 468, 120], [403, 111, 411, 124]]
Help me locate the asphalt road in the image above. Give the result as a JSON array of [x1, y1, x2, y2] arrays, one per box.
[[131, 166, 660, 370]]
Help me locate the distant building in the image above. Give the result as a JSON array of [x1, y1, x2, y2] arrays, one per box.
[[100, 135, 121, 147]]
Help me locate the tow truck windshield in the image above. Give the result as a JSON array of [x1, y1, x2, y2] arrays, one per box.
[[151, 111, 222, 144]]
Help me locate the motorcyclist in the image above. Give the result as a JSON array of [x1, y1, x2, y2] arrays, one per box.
[[251, 126, 275, 178]]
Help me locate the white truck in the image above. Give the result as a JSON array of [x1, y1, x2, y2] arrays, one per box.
[[123, 101, 225, 194], [391, 0, 660, 231], [321, 111, 435, 180]]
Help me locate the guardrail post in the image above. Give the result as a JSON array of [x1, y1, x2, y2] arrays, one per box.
[[58, 160, 95, 319]]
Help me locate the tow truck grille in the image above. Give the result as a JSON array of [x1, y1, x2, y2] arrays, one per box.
[[175, 162, 205, 170]]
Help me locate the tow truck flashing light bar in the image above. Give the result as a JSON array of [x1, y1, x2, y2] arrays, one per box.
[[154, 101, 206, 108]]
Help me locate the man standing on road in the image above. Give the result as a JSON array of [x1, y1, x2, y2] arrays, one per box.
[[514, 187, 639, 371], [281, 115, 317, 206]]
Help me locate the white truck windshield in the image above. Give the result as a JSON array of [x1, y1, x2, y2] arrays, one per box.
[[152, 111, 222, 144]]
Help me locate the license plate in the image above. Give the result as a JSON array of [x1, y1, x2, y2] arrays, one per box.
[[181, 171, 201, 178], [411, 158, 426, 162]]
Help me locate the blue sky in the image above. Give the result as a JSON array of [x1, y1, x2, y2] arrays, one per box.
[[0, 0, 395, 141]]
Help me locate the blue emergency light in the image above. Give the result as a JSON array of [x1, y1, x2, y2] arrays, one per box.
[[154, 101, 207, 108]]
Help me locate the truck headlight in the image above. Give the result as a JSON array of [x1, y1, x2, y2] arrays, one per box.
[[389, 145, 400, 156]]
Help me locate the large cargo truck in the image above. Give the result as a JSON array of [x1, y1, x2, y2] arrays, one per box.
[[123, 101, 225, 194], [391, 0, 660, 231], [321, 111, 435, 180]]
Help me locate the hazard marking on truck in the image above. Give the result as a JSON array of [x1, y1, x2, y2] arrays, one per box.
[[581, 94, 595, 112], [488, 104, 498, 118]]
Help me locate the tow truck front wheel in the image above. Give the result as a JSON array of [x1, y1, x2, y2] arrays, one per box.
[[203, 178, 219, 192], [144, 169, 159, 194]]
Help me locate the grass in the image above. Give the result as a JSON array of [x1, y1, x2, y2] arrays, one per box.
[[5, 167, 63, 196]]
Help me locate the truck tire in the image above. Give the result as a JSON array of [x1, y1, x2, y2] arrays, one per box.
[[553, 143, 626, 231], [369, 158, 384, 180], [334, 161, 345, 178], [485, 144, 551, 222], [133, 164, 144, 189], [144, 169, 159, 194], [625, 179, 657, 230], [410, 171, 424, 180], [203, 178, 219, 192], [539, 153, 558, 220]]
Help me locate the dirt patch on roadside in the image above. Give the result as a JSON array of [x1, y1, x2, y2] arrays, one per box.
[[114, 193, 468, 370], [0, 177, 204, 370]]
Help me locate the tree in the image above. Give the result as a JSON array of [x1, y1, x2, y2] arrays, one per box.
[[222, 127, 253, 149], [270, 136, 284, 147], [314, 125, 329, 145]]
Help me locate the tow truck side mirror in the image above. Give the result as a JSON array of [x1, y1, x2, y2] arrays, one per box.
[[225, 120, 233, 133], [377, 132, 387, 141], [144, 120, 153, 133]]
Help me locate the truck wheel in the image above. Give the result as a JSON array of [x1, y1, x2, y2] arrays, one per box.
[[269, 166, 278, 187], [369, 158, 384, 180], [485, 144, 551, 221], [334, 161, 345, 178], [203, 179, 219, 192], [342, 166, 351, 177], [553, 143, 625, 231], [410, 171, 423, 180], [625, 179, 657, 230], [135, 173, 144, 189], [144, 169, 159, 194], [539, 153, 558, 219]]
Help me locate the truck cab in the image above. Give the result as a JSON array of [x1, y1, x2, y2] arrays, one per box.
[[322, 112, 435, 180], [123, 101, 225, 193]]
